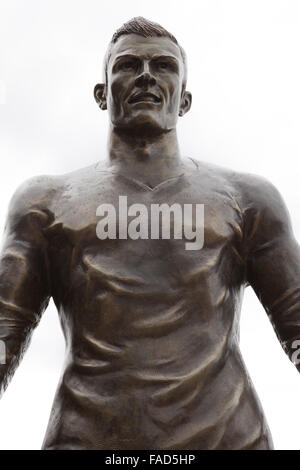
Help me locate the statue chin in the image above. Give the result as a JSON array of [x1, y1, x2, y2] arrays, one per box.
[[113, 115, 169, 138]]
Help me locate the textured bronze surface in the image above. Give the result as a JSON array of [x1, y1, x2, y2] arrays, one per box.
[[0, 18, 299, 450]]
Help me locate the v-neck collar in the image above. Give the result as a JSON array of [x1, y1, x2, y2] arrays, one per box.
[[94, 157, 198, 192]]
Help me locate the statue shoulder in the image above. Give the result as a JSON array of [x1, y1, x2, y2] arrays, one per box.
[[189, 159, 292, 233], [229, 171, 293, 241], [231, 171, 288, 216], [6, 174, 62, 230], [6, 163, 97, 227]]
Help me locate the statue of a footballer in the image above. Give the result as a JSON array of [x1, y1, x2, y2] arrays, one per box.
[[1, 17, 299, 450]]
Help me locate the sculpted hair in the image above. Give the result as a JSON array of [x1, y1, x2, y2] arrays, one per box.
[[103, 16, 187, 86]]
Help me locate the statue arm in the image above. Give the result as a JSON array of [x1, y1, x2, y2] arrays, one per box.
[[242, 175, 300, 369], [0, 177, 52, 396]]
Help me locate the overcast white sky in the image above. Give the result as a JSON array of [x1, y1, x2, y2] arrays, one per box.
[[0, 0, 300, 450]]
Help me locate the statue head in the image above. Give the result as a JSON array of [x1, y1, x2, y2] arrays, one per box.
[[94, 17, 192, 136]]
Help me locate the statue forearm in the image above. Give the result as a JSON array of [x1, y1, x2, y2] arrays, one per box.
[[0, 296, 50, 396], [264, 286, 300, 368], [247, 227, 300, 369]]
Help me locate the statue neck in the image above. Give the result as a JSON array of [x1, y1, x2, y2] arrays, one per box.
[[106, 127, 182, 178]]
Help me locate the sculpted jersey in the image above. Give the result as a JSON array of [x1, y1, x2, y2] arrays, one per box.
[[1, 157, 300, 449]]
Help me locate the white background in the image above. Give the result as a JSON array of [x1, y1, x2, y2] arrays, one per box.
[[0, 0, 300, 450]]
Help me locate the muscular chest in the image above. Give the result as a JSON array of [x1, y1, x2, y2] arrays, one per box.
[[45, 173, 245, 303]]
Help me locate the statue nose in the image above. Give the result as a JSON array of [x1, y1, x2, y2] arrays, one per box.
[[135, 71, 156, 88]]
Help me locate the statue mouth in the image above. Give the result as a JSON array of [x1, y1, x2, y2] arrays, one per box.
[[128, 92, 161, 104]]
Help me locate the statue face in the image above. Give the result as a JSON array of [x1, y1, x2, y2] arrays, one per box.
[[95, 34, 191, 134]]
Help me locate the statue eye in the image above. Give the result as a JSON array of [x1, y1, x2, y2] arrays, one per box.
[[120, 61, 135, 70], [158, 62, 169, 70]]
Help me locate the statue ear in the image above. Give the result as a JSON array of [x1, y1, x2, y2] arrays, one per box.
[[179, 90, 192, 117], [94, 83, 107, 110]]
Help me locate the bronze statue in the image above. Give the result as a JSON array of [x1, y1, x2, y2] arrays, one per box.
[[0, 17, 299, 450]]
